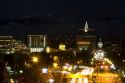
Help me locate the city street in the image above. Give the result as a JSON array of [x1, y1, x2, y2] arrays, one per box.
[[62, 72, 122, 83]]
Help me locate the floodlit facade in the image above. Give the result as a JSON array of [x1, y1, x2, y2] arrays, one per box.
[[77, 35, 96, 51], [28, 35, 47, 52], [59, 43, 66, 51], [94, 39, 104, 60]]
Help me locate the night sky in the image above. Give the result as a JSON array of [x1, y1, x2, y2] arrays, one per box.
[[0, 0, 125, 39]]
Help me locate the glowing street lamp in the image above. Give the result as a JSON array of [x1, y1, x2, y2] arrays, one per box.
[[10, 79, 14, 83], [32, 56, 39, 63], [53, 62, 58, 68], [49, 79, 54, 83]]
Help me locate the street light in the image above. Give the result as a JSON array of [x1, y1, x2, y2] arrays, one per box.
[[53, 62, 58, 68], [32, 56, 39, 63], [49, 78, 54, 83]]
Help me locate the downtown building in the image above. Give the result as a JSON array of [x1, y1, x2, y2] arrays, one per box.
[[28, 35, 47, 53], [76, 21, 96, 51], [0, 36, 14, 54]]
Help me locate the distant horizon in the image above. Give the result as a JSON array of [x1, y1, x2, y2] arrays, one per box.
[[0, 16, 124, 40]]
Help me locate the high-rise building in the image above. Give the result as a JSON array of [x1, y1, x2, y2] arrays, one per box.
[[28, 35, 47, 52], [0, 36, 14, 54], [76, 21, 96, 51]]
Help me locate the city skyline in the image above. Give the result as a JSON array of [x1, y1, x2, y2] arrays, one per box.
[[0, 16, 125, 40], [0, 1, 125, 82], [0, 0, 125, 39]]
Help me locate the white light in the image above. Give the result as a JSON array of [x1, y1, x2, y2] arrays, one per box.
[[19, 70, 23, 74], [6, 66, 11, 71], [81, 67, 94, 75], [101, 66, 103, 68], [42, 68, 48, 73], [46, 47, 50, 53], [74, 65, 77, 69], [65, 63, 70, 67], [68, 66, 72, 71], [30, 48, 44, 52], [43, 36, 46, 47], [79, 47, 83, 51], [91, 62, 93, 65], [94, 50, 104, 60], [84, 78, 88, 83], [49, 79, 54, 83], [110, 65, 116, 69], [10, 79, 14, 83]]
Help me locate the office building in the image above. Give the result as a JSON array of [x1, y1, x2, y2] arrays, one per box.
[[0, 36, 14, 54], [76, 21, 96, 51], [28, 35, 47, 52]]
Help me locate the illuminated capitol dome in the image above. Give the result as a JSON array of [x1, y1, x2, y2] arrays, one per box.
[[94, 39, 105, 60]]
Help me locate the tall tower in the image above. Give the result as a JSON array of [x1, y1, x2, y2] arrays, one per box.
[[76, 21, 96, 51], [79, 21, 94, 35]]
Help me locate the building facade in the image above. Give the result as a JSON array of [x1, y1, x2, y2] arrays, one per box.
[[0, 36, 14, 54], [77, 35, 96, 51], [28, 35, 47, 52]]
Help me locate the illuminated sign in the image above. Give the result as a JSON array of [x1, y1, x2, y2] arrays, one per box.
[[30, 48, 44, 52]]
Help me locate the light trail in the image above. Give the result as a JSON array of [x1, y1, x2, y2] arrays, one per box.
[[70, 67, 94, 83], [78, 78, 82, 83], [70, 78, 76, 83], [83, 78, 88, 83]]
